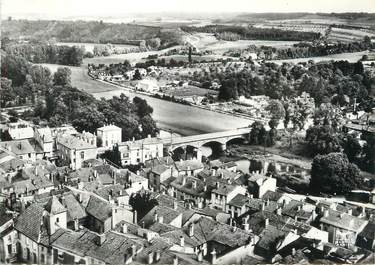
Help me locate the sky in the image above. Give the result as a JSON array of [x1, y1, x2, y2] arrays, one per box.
[[2, 0, 375, 19]]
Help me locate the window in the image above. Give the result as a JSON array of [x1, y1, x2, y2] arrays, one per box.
[[80, 151, 85, 159], [56, 217, 59, 223]]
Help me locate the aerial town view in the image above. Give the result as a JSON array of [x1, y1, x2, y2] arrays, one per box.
[[0, 0, 375, 264]]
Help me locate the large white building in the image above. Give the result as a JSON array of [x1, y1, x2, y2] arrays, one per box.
[[56, 134, 97, 170], [97, 125, 122, 148], [117, 136, 163, 166]]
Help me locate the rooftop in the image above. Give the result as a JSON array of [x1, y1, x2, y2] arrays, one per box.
[[320, 209, 368, 232], [0, 140, 35, 155], [57, 134, 97, 150]]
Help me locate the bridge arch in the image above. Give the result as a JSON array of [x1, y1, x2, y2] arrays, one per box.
[[170, 144, 200, 161]]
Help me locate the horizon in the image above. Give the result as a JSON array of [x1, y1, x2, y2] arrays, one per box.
[[2, 0, 375, 20]]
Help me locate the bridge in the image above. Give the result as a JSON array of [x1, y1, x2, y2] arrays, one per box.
[[162, 127, 251, 159]]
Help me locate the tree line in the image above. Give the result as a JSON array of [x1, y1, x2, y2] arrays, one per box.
[[3, 40, 84, 66], [181, 25, 321, 42]]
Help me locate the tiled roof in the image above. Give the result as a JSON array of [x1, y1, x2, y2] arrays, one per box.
[[14, 203, 45, 242], [191, 217, 254, 248], [359, 222, 375, 240], [45, 196, 67, 215], [57, 134, 97, 150], [256, 225, 286, 252], [95, 184, 128, 200], [227, 194, 249, 208], [52, 229, 142, 265], [170, 176, 206, 197], [0, 140, 35, 155], [174, 159, 204, 172], [86, 196, 112, 222], [97, 125, 121, 132], [0, 204, 13, 227], [261, 190, 283, 202], [60, 193, 87, 221], [151, 164, 171, 175], [320, 209, 368, 232], [37, 127, 53, 142], [139, 205, 181, 228]]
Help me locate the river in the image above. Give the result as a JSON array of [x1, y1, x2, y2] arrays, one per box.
[[42, 45, 253, 136]]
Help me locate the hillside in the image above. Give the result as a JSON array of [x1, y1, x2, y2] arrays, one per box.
[[1, 20, 184, 45]]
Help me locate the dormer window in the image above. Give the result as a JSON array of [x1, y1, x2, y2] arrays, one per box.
[[56, 217, 60, 223]]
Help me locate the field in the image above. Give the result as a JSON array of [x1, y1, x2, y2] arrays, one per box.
[[40, 64, 117, 93], [56, 42, 138, 53], [270, 50, 370, 64], [327, 27, 375, 42], [184, 33, 298, 54], [161, 86, 218, 98]]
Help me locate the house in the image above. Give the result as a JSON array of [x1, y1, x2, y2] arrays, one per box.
[[168, 175, 207, 207], [211, 182, 247, 211], [0, 140, 36, 162], [139, 205, 182, 229], [0, 204, 16, 263], [247, 173, 277, 199], [118, 136, 163, 166], [136, 79, 159, 92], [97, 124, 122, 148], [14, 196, 67, 264], [319, 209, 368, 248], [34, 127, 54, 158], [186, 217, 258, 264], [85, 195, 113, 233], [95, 184, 129, 206], [7, 122, 34, 140], [56, 134, 97, 170], [51, 229, 142, 265], [357, 220, 375, 251], [174, 159, 204, 177], [147, 164, 177, 191]]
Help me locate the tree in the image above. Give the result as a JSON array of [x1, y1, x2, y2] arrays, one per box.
[[133, 69, 142, 80], [133, 97, 153, 117], [266, 100, 285, 122], [188, 46, 192, 64], [218, 78, 238, 101], [362, 132, 375, 173], [249, 121, 264, 145], [305, 125, 341, 156], [53, 67, 72, 86], [129, 190, 158, 221], [342, 134, 362, 163], [310, 153, 363, 195]]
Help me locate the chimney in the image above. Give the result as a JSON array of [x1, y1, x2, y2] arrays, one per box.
[[197, 251, 203, 262], [292, 248, 296, 256], [347, 209, 353, 215], [154, 212, 158, 222], [182, 176, 186, 186], [323, 209, 329, 217], [212, 169, 216, 176], [158, 215, 164, 224], [261, 202, 265, 211], [265, 218, 269, 227], [188, 223, 194, 237], [73, 218, 79, 231], [34, 166, 38, 176], [133, 210, 138, 224], [211, 249, 217, 265], [96, 233, 106, 246], [173, 256, 178, 265], [203, 185, 207, 192], [215, 182, 220, 189], [243, 223, 249, 231], [122, 223, 128, 234], [148, 252, 154, 264], [173, 201, 178, 210], [179, 236, 185, 247], [154, 251, 160, 262], [276, 207, 282, 215]]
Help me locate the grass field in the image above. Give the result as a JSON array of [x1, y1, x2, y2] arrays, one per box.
[[40, 64, 117, 93], [270, 50, 369, 64]]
